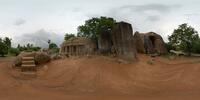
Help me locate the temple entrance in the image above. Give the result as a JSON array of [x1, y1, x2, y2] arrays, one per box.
[[149, 36, 157, 53], [149, 36, 156, 48], [73, 46, 76, 53]]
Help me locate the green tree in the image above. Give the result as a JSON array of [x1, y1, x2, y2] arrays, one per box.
[[17, 44, 20, 49], [3, 37, 11, 49], [31, 47, 41, 51], [48, 42, 59, 54], [65, 33, 75, 41], [77, 16, 116, 41], [27, 43, 31, 49], [48, 40, 51, 45], [0, 38, 8, 57], [191, 39, 200, 53], [49, 43, 58, 49], [168, 23, 199, 55], [47, 40, 58, 49], [17, 43, 41, 52], [17, 44, 23, 51], [9, 47, 20, 56]]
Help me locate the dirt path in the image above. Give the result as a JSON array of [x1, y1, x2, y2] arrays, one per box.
[[1, 55, 200, 100]]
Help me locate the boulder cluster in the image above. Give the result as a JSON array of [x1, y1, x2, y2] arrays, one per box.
[[14, 51, 51, 67], [97, 21, 167, 61]]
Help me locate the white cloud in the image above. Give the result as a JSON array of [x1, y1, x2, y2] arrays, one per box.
[[0, 0, 200, 43], [13, 18, 26, 26], [14, 29, 63, 48], [102, 4, 184, 41]]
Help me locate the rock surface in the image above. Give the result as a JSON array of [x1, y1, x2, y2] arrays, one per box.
[[35, 52, 51, 65], [111, 22, 137, 61], [133, 32, 167, 54], [133, 31, 145, 53], [98, 31, 113, 53]]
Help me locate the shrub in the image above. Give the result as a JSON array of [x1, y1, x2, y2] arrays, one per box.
[[9, 48, 20, 56], [0, 42, 8, 57]]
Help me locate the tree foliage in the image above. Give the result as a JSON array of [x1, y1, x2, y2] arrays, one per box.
[[9, 47, 20, 56], [17, 43, 41, 52], [49, 43, 58, 49], [4, 37, 11, 49], [47, 40, 58, 50], [47, 40, 59, 54], [0, 39, 8, 57], [191, 39, 200, 53], [168, 23, 200, 55], [64, 33, 75, 41], [77, 16, 116, 40], [0, 37, 11, 56]]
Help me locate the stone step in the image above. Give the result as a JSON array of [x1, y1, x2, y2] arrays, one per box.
[[21, 56, 36, 72], [21, 65, 36, 72], [22, 61, 35, 64], [22, 57, 34, 60], [21, 64, 36, 68], [20, 72, 37, 79]]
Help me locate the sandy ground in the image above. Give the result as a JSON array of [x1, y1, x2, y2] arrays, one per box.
[[1, 54, 200, 100]]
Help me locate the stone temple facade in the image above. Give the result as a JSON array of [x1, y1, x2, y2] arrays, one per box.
[[60, 37, 96, 56]]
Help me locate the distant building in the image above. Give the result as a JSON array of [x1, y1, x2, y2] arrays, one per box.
[[60, 37, 96, 56]]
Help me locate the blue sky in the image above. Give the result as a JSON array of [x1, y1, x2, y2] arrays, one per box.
[[0, 0, 200, 47]]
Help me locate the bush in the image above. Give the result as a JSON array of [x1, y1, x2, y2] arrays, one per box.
[[0, 42, 8, 57], [17, 44, 41, 52], [9, 48, 20, 56], [0, 37, 11, 57]]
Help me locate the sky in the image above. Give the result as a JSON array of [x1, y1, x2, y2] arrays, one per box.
[[0, 0, 200, 47]]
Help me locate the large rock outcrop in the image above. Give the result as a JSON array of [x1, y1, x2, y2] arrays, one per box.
[[98, 31, 112, 53], [111, 22, 137, 61], [133, 32, 167, 54], [133, 31, 144, 53], [35, 52, 51, 65]]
